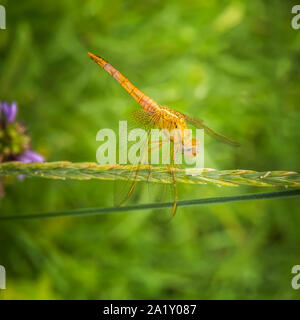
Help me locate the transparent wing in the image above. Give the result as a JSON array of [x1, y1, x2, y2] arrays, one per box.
[[113, 111, 155, 207], [131, 109, 156, 127], [118, 109, 178, 215], [183, 114, 240, 147]]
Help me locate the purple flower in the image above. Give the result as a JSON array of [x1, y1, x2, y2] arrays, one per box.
[[0, 101, 45, 164], [1, 102, 18, 123], [0, 101, 45, 193], [16, 150, 45, 163]]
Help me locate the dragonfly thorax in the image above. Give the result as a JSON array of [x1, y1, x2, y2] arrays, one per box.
[[152, 106, 200, 156], [155, 106, 187, 133]]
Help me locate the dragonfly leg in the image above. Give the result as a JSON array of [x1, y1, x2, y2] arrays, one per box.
[[147, 143, 163, 153], [169, 147, 178, 216], [170, 170, 178, 216]]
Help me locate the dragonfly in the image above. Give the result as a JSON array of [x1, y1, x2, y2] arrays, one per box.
[[88, 52, 240, 215]]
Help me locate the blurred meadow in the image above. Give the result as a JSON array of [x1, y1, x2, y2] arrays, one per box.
[[0, 0, 300, 299]]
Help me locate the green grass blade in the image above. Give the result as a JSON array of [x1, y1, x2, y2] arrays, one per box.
[[0, 189, 299, 221], [0, 162, 299, 187]]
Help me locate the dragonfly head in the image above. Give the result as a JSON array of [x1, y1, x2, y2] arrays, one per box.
[[181, 138, 200, 157]]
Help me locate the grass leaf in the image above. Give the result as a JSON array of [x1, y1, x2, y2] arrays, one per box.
[[0, 189, 299, 221], [0, 162, 299, 187]]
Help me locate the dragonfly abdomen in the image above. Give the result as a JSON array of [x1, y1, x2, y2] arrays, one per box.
[[88, 52, 159, 113]]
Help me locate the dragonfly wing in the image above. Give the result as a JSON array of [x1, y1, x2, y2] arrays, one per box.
[[183, 114, 240, 147], [113, 113, 155, 207], [133, 110, 179, 216], [115, 111, 179, 216], [131, 109, 156, 127], [113, 164, 143, 207]]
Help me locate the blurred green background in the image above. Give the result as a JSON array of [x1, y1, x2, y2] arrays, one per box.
[[0, 0, 300, 299]]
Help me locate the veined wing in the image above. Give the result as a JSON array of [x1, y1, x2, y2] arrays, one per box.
[[131, 109, 178, 216], [183, 114, 240, 147], [113, 111, 155, 207]]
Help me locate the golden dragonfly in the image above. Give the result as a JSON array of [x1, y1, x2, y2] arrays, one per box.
[[88, 52, 240, 215]]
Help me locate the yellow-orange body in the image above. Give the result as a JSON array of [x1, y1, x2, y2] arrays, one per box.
[[88, 53, 196, 154], [89, 52, 239, 215]]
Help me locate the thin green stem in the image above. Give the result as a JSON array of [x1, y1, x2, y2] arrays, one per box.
[[0, 189, 299, 221]]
